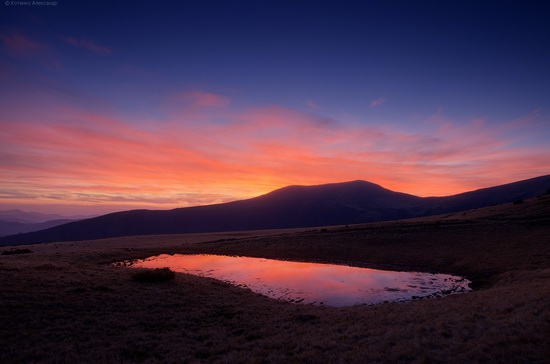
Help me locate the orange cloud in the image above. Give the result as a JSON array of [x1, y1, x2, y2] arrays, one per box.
[[1, 90, 548, 213]]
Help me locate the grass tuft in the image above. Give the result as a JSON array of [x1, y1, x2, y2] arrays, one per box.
[[293, 314, 319, 323], [131, 267, 175, 283], [1, 248, 33, 255]]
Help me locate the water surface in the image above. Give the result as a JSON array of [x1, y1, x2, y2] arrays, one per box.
[[123, 254, 470, 306]]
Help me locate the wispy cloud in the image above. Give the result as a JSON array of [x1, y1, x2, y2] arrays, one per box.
[[0, 32, 48, 56], [62, 36, 112, 55], [176, 91, 230, 109], [1, 89, 548, 212], [370, 98, 386, 108], [0, 32, 60, 70], [304, 99, 320, 110]]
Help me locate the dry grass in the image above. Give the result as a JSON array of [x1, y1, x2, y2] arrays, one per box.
[[0, 196, 549, 363], [1, 248, 32, 255], [132, 268, 176, 283]]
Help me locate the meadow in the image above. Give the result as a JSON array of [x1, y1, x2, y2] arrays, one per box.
[[1, 195, 549, 363]]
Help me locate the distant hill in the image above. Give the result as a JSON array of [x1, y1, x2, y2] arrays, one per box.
[[0, 219, 77, 237], [0, 209, 95, 237], [1, 175, 549, 245], [0, 209, 92, 223]]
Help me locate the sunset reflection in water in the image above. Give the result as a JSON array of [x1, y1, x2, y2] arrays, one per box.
[[126, 254, 471, 306]]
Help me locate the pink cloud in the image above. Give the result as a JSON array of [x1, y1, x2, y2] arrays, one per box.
[[62, 36, 112, 55], [0, 32, 48, 56], [305, 99, 320, 110], [161, 91, 231, 124], [177, 91, 230, 108], [370, 98, 385, 108], [1, 90, 549, 213]]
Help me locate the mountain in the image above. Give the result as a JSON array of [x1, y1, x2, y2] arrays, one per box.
[[0, 219, 77, 237], [0, 209, 95, 237], [0, 209, 92, 223], [1, 175, 549, 246]]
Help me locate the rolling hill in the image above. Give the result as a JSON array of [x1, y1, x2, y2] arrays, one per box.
[[0, 210, 94, 237], [0, 219, 77, 237], [0, 209, 83, 223], [1, 175, 549, 245]]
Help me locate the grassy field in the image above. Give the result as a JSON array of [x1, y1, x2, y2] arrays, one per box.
[[1, 196, 549, 363]]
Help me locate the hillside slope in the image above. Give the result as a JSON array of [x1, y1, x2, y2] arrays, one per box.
[[0, 219, 76, 237], [1, 175, 549, 245]]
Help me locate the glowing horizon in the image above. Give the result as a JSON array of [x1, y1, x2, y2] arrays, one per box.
[[1, 88, 548, 215], [1, 2, 549, 215]]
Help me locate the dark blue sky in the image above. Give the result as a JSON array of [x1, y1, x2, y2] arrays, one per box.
[[1, 0, 549, 213], [6, 1, 549, 118]]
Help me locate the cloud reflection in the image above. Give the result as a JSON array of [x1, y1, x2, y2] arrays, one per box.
[[127, 254, 471, 306]]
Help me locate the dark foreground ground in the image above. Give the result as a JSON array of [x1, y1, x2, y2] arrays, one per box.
[[1, 196, 549, 363]]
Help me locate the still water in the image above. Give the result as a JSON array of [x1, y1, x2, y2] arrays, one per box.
[[123, 254, 471, 307]]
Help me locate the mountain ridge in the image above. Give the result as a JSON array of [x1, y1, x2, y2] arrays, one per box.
[[0, 209, 93, 224], [0, 210, 95, 236], [1, 175, 549, 246], [0, 219, 78, 237]]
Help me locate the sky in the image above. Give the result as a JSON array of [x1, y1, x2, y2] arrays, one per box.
[[1, 0, 549, 215]]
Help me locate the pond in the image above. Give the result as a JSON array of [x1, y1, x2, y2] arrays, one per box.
[[121, 254, 471, 307]]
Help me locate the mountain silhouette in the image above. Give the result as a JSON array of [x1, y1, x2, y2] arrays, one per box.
[[1, 175, 549, 245], [0, 209, 91, 223], [0, 219, 77, 237]]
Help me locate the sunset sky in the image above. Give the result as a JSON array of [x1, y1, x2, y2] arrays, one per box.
[[1, 1, 549, 215]]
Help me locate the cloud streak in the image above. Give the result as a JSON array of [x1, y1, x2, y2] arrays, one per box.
[[370, 98, 385, 108], [62, 36, 112, 54], [0, 32, 48, 56], [1, 90, 548, 213]]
